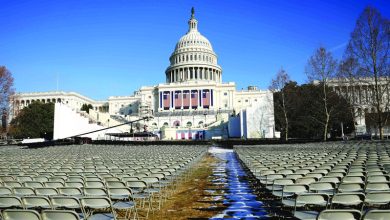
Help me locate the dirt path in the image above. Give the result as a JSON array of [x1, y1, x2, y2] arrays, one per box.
[[148, 153, 222, 220]]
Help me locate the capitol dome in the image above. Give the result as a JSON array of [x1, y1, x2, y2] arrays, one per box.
[[165, 8, 222, 84]]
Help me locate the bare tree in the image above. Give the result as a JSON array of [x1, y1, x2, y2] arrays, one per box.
[[345, 6, 390, 139], [269, 68, 291, 141], [0, 66, 14, 135], [306, 47, 338, 141]]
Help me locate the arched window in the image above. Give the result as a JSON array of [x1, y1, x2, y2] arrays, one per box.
[[198, 121, 204, 127], [163, 122, 169, 127], [186, 121, 192, 128]]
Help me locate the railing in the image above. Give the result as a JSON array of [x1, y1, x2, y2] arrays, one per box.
[[154, 109, 233, 117]]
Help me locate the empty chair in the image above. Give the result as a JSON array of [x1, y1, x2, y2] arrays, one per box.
[[342, 176, 365, 184], [22, 196, 52, 209], [126, 181, 148, 195], [309, 182, 336, 196], [64, 181, 84, 188], [85, 181, 105, 188], [331, 193, 365, 209], [4, 181, 23, 188], [261, 174, 284, 185], [67, 176, 84, 183], [317, 209, 361, 220], [327, 172, 345, 178], [13, 187, 35, 196], [338, 183, 365, 193], [364, 191, 390, 208], [295, 177, 318, 185], [106, 181, 126, 188], [285, 174, 303, 180], [121, 177, 140, 182], [365, 182, 390, 192], [44, 181, 64, 188], [103, 177, 121, 182], [50, 196, 83, 211], [0, 175, 15, 182], [363, 209, 390, 220], [83, 187, 107, 197], [269, 178, 295, 192], [35, 187, 58, 197], [305, 173, 324, 180], [80, 197, 115, 220], [33, 176, 49, 183], [0, 186, 13, 196], [295, 169, 311, 175], [24, 181, 44, 188], [85, 177, 101, 182], [49, 176, 66, 183], [58, 187, 83, 197], [2, 209, 41, 220], [42, 210, 80, 220], [107, 187, 137, 220], [133, 173, 149, 178], [319, 176, 341, 184], [293, 193, 329, 220], [0, 196, 24, 209], [367, 175, 390, 183], [280, 184, 309, 207], [16, 176, 33, 183]]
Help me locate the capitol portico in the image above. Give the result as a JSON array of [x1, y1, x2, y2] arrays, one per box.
[[11, 8, 276, 140]]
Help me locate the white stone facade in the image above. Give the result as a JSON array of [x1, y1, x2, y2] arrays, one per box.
[[327, 77, 390, 136], [12, 8, 275, 140]]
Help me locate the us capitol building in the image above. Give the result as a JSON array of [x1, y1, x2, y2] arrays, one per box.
[[12, 8, 276, 140]]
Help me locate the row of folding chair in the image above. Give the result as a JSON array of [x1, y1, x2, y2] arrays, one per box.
[[0, 195, 134, 220], [234, 142, 390, 219], [1, 209, 80, 220]]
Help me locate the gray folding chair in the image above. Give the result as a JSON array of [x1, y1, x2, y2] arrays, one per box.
[[22, 196, 52, 209], [363, 209, 390, 220], [42, 210, 80, 220], [364, 191, 390, 208], [0, 196, 24, 209], [80, 197, 116, 220], [317, 209, 361, 220], [0, 187, 13, 196], [2, 209, 41, 220], [330, 193, 365, 209], [293, 193, 329, 220], [35, 187, 59, 197], [108, 187, 137, 220]]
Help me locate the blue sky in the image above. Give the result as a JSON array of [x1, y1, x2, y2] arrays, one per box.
[[1, 0, 389, 100]]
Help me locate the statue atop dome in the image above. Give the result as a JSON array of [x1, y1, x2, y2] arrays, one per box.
[[191, 7, 195, 18]]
